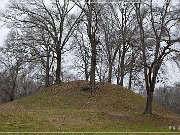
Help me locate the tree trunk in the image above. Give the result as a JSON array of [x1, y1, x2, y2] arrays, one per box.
[[128, 67, 133, 90], [144, 90, 154, 114], [10, 95, 14, 101], [11, 82, 16, 101], [85, 62, 89, 81], [117, 50, 121, 85], [108, 62, 113, 83], [128, 53, 134, 90], [55, 50, 61, 83], [119, 50, 125, 86], [45, 54, 50, 87], [119, 8, 126, 87], [90, 43, 96, 92]]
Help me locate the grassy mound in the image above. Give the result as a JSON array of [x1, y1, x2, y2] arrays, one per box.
[[0, 80, 179, 132]]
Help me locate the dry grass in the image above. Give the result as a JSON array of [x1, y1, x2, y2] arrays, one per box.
[[0, 80, 179, 133]]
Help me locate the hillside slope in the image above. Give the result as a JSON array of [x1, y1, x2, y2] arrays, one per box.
[[0, 80, 179, 132]]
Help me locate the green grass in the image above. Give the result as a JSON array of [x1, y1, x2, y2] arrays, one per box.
[[0, 80, 180, 133]]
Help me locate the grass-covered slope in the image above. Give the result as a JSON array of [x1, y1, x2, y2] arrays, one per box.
[[0, 80, 179, 132]]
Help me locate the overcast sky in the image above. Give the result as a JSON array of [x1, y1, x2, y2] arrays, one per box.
[[0, 0, 9, 47], [0, 0, 179, 86]]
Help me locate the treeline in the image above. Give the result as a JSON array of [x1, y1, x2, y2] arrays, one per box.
[[154, 84, 180, 114], [0, 0, 180, 115]]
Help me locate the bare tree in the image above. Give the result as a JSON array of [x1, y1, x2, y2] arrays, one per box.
[[134, 1, 180, 114], [21, 27, 54, 87], [0, 53, 22, 101], [2, 0, 83, 83], [98, 4, 119, 83], [105, 3, 139, 86], [72, 24, 91, 81], [74, 0, 101, 91], [85, 0, 101, 91]]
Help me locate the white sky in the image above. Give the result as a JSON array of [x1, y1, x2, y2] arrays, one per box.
[[0, 0, 180, 86], [0, 0, 9, 47], [0, 24, 9, 47], [0, 0, 179, 46], [0, 0, 7, 8]]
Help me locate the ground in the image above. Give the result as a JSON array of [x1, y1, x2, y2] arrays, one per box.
[[0, 80, 179, 134]]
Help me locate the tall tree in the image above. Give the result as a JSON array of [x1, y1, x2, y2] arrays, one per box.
[[99, 4, 119, 83], [2, 0, 83, 83], [74, 0, 101, 91], [0, 48, 23, 101], [108, 2, 138, 86], [73, 26, 91, 81], [134, 1, 180, 114], [85, 0, 101, 91]]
